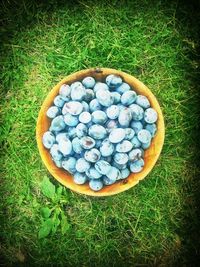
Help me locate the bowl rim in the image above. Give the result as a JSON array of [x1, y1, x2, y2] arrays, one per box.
[[36, 67, 165, 197]]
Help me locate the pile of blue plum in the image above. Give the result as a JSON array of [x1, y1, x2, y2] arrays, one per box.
[[42, 74, 158, 191]]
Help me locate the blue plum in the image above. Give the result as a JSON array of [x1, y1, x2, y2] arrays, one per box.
[[82, 76, 95, 88], [100, 139, 114, 157], [124, 128, 135, 140], [130, 136, 142, 148], [76, 123, 88, 138], [128, 148, 143, 162], [89, 99, 102, 112], [42, 131, 55, 149], [72, 137, 83, 154], [74, 172, 88, 184], [130, 121, 143, 134], [130, 159, 144, 173], [141, 141, 151, 150], [62, 101, 83, 116], [136, 95, 150, 109], [106, 166, 121, 180], [46, 106, 60, 119], [121, 168, 130, 179], [68, 127, 77, 139], [71, 83, 86, 101], [145, 123, 157, 137], [112, 161, 127, 170], [111, 92, 121, 104], [79, 111, 91, 124], [58, 138, 72, 156], [116, 82, 130, 94], [80, 136, 96, 149], [92, 110, 107, 124], [54, 159, 62, 168], [75, 158, 91, 173], [56, 132, 68, 143], [50, 115, 66, 132], [84, 89, 95, 102], [86, 167, 102, 179], [93, 82, 109, 93], [106, 105, 120, 120], [59, 84, 71, 98], [121, 91, 137, 106], [118, 108, 132, 127], [102, 176, 116, 185], [144, 108, 158, 124], [84, 148, 101, 163], [116, 140, 133, 153], [50, 144, 63, 161], [96, 89, 114, 107], [106, 74, 122, 89], [89, 179, 103, 191], [54, 95, 65, 108], [62, 157, 76, 174], [137, 129, 151, 144], [114, 153, 128, 165], [64, 113, 79, 127], [89, 124, 107, 140], [105, 119, 119, 133], [94, 160, 112, 175], [81, 101, 90, 112], [95, 139, 103, 148], [109, 128, 125, 143], [129, 104, 144, 121]]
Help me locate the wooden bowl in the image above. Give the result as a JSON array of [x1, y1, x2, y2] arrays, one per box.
[[36, 68, 165, 197]]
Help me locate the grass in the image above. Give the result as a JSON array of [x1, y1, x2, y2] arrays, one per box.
[[0, 0, 200, 266]]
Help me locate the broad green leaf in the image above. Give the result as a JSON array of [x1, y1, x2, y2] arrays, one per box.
[[61, 213, 70, 234], [41, 176, 55, 199], [41, 207, 52, 218], [38, 218, 53, 239]]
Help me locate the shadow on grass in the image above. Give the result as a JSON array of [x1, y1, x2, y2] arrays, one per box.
[[170, 0, 200, 266], [0, 0, 77, 100]]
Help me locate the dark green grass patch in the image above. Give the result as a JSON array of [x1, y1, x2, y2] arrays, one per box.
[[0, 0, 199, 266]]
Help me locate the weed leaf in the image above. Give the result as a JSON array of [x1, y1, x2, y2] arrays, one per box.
[[41, 207, 51, 218], [61, 213, 70, 234], [38, 218, 54, 239], [41, 176, 55, 199], [52, 209, 61, 234]]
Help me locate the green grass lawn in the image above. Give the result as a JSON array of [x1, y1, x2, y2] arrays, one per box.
[[0, 0, 200, 266]]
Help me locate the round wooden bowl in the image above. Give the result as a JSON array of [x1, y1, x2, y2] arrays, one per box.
[[36, 68, 165, 197]]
